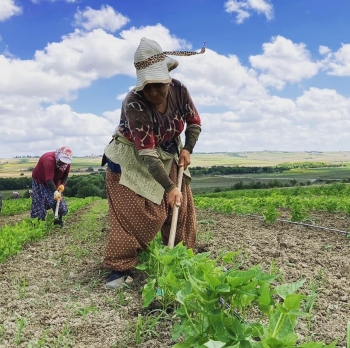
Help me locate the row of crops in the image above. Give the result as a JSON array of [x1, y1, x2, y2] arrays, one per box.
[[1, 183, 349, 263], [194, 183, 350, 223], [0, 197, 100, 263]]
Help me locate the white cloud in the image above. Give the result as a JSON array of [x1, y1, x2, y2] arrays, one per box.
[[319, 45, 331, 55], [295, 87, 350, 121], [249, 36, 320, 89], [0, 29, 136, 103], [2, 46, 15, 58], [198, 87, 350, 152], [74, 5, 129, 32], [102, 109, 121, 124], [170, 48, 267, 110], [1, 17, 350, 157], [224, 0, 273, 24], [0, 0, 22, 21], [0, 100, 114, 156], [321, 44, 350, 76]]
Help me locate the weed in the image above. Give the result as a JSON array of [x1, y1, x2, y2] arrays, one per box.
[[198, 219, 215, 225], [53, 254, 67, 267], [105, 290, 128, 310], [134, 310, 168, 344], [302, 269, 325, 332], [0, 324, 5, 340], [75, 304, 98, 317], [74, 246, 91, 258], [269, 259, 285, 282], [112, 322, 133, 347], [14, 316, 27, 345], [54, 321, 71, 348], [74, 280, 83, 291], [87, 277, 100, 290], [15, 276, 27, 299], [27, 328, 50, 348], [197, 227, 213, 244]]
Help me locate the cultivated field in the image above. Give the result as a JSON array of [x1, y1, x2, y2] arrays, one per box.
[[0, 185, 349, 347]]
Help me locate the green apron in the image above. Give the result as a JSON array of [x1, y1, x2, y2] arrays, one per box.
[[104, 134, 191, 205]]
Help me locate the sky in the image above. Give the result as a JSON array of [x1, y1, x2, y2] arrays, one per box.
[[1, 0, 350, 158]]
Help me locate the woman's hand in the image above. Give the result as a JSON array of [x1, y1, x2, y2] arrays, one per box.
[[168, 187, 183, 208], [179, 149, 191, 170]]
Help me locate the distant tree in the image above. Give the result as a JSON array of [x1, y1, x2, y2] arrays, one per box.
[[233, 181, 244, 190], [289, 179, 297, 186], [77, 184, 101, 198]]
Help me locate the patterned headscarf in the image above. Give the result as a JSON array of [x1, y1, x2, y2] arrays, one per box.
[[54, 146, 73, 171]]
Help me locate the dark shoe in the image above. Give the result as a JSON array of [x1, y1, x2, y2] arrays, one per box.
[[53, 217, 63, 227], [106, 270, 130, 289]]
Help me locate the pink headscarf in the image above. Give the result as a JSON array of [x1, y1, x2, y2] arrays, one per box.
[[54, 146, 73, 171]]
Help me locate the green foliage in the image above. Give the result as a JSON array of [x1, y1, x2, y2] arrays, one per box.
[[65, 173, 106, 198], [0, 198, 31, 216], [0, 177, 32, 191], [195, 183, 350, 223], [0, 172, 106, 198], [0, 218, 47, 262], [0, 197, 98, 263], [138, 235, 336, 347], [263, 206, 280, 223]]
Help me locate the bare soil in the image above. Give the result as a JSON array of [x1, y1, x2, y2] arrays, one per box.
[[0, 203, 349, 347]]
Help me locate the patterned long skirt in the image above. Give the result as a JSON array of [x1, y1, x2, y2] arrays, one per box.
[[30, 179, 68, 220], [104, 161, 197, 271]]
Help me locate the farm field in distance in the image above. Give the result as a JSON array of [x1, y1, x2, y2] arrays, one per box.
[[2, 151, 350, 195], [2, 150, 350, 177], [1, 151, 350, 175]]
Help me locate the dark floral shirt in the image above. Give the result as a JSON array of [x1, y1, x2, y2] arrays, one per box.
[[118, 79, 201, 153]]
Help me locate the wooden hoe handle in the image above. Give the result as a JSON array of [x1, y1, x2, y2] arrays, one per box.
[[168, 166, 184, 249]]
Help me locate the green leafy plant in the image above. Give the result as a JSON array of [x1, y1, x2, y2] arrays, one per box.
[[290, 204, 308, 222], [263, 206, 280, 223], [138, 233, 338, 347]]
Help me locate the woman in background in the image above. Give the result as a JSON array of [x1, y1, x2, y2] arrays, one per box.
[[31, 146, 73, 226]]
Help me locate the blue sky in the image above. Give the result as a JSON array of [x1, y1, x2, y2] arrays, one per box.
[[1, 0, 350, 157]]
